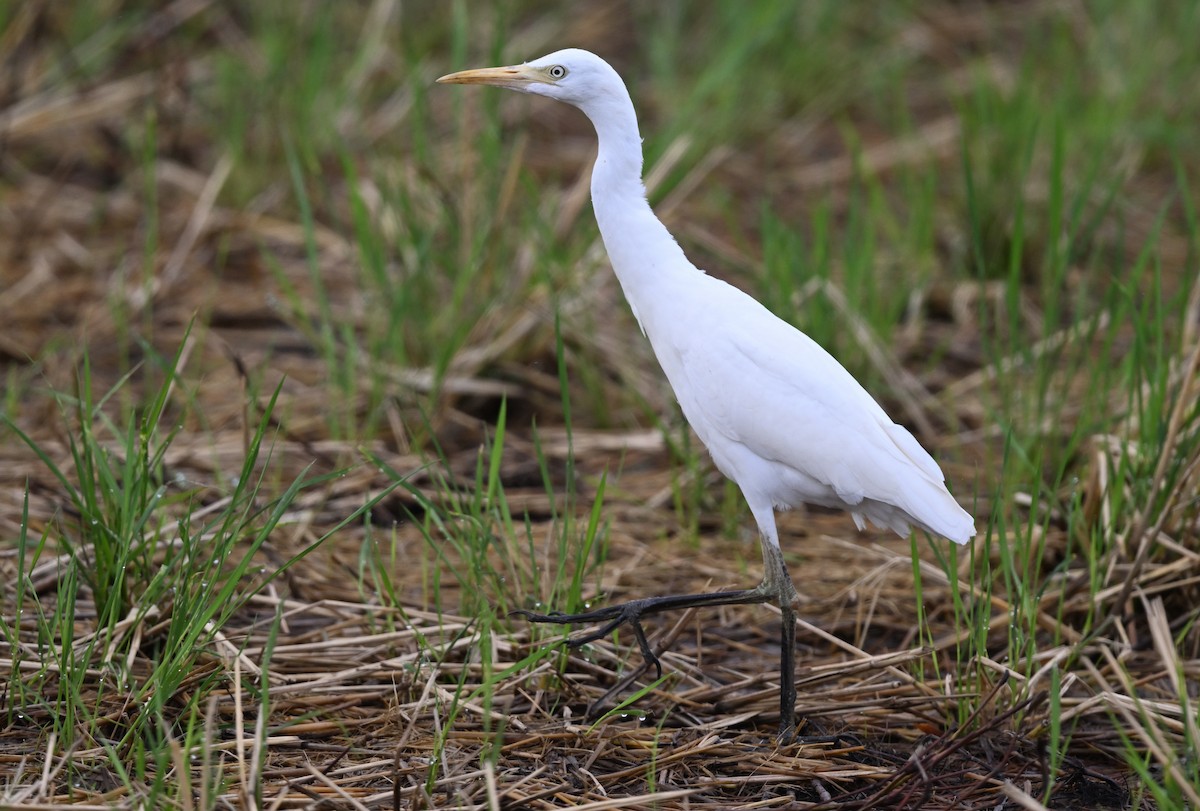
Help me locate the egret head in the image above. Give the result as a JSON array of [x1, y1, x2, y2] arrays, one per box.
[[437, 48, 628, 115]]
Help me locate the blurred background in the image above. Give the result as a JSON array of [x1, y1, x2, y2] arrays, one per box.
[[3, 1, 1194, 460]]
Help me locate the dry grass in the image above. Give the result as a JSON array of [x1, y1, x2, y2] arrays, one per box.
[[2, 1, 1199, 808]]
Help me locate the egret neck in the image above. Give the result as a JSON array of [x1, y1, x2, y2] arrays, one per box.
[[579, 80, 695, 332]]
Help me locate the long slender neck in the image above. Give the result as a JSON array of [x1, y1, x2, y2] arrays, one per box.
[[587, 96, 646, 212], [580, 91, 694, 321]]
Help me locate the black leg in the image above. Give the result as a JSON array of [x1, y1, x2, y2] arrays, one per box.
[[513, 588, 771, 678], [779, 600, 797, 742], [516, 538, 803, 740], [759, 540, 801, 743]]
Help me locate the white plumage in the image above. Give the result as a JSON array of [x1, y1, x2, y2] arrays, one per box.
[[439, 48, 975, 739]]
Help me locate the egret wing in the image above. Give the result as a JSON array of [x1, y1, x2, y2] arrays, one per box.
[[657, 276, 971, 539]]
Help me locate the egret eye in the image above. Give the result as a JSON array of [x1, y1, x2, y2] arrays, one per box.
[[548, 65, 567, 79]]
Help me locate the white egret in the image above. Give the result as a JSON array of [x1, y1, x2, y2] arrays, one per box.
[[438, 49, 975, 740]]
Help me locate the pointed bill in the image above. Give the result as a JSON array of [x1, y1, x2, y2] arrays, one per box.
[[436, 64, 551, 89]]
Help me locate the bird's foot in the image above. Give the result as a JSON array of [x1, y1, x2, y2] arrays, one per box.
[[778, 726, 858, 747], [513, 588, 767, 680], [513, 598, 666, 677]]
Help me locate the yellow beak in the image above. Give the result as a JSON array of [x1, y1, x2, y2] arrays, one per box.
[[436, 64, 549, 89]]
